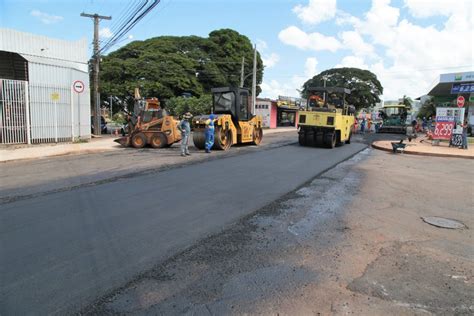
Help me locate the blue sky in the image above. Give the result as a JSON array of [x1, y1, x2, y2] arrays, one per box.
[[1, 0, 473, 100]]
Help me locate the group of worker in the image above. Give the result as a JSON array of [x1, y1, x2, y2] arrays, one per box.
[[177, 112, 216, 157]]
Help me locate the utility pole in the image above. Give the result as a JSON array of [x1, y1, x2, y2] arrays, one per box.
[[81, 12, 111, 135], [251, 45, 257, 115], [240, 56, 245, 88]]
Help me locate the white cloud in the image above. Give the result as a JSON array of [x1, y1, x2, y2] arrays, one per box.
[[278, 26, 341, 52], [99, 27, 113, 39], [305, 57, 318, 77], [336, 56, 369, 69], [277, 0, 474, 100], [260, 76, 306, 99], [256, 39, 268, 50], [30, 10, 63, 24], [340, 31, 376, 58], [293, 0, 337, 25], [262, 53, 280, 69], [403, 0, 472, 18]]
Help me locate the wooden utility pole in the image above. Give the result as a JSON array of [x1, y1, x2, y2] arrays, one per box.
[[240, 56, 245, 88], [80, 12, 111, 135], [251, 45, 257, 115]]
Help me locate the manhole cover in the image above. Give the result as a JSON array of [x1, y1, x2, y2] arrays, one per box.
[[422, 216, 467, 229]]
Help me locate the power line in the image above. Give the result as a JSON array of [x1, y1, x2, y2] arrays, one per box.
[[99, 0, 160, 54]]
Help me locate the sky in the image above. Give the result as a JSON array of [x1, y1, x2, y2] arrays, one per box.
[[1, 0, 473, 101]]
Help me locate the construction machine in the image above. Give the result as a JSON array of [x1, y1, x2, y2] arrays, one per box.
[[377, 104, 409, 134], [298, 87, 355, 148], [192, 87, 263, 150], [115, 89, 182, 148]]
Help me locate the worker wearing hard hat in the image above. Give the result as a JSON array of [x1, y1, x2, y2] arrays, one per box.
[[204, 114, 216, 153], [178, 112, 193, 157]]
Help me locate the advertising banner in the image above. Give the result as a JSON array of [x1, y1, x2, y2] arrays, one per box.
[[433, 108, 464, 140]]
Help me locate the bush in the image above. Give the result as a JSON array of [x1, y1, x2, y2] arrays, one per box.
[[165, 95, 212, 117], [112, 112, 127, 124]]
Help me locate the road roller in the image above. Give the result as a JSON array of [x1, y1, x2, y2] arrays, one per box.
[[298, 87, 355, 148], [192, 87, 263, 150]]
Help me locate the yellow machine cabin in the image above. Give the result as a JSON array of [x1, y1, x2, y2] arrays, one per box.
[[298, 87, 355, 148], [193, 87, 263, 150]]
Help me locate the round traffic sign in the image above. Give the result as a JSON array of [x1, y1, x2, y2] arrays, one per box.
[[73, 80, 85, 93], [457, 95, 465, 108]]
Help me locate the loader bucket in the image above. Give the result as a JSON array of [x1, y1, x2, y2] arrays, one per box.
[[114, 136, 131, 147]]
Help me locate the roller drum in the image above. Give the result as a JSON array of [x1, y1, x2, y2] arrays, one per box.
[[193, 130, 206, 149]]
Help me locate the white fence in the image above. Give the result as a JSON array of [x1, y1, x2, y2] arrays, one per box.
[[0, 78, 90, 145], [0, 79, 30, 144]]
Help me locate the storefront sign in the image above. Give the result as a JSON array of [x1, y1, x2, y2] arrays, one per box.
[[451, 83, 474, 94]]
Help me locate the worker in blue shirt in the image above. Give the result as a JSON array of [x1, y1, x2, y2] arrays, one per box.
[[205, 114, 216, 153]]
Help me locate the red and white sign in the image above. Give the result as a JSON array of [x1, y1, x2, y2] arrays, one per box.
[[433, 121, 455, 140], [73, 80, 85, 93], [457, 95, 465, 108]]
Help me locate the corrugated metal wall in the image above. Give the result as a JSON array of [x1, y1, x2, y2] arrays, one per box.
[[28, 63, 90, 143], [0, 29, 91, 144]]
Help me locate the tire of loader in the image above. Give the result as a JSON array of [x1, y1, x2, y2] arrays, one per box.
[[324, 132, 336, 149], [214, 126, 232, 150], [305, 130, 315, 147], [150, 133, 167, 148], [131, 132, 147, 148], [298, 131, 306, 146], [252, 127, 263, 145], [315, 132, 324, 147], [345, 131, 352, 144], [193, 130, 206, 150]]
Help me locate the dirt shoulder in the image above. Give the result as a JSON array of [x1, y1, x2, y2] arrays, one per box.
[[81, 149, 473, 315]]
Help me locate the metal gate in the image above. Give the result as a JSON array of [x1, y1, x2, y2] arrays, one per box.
[[0, 79, 30, 144]]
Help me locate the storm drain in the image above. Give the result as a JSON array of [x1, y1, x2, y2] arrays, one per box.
[[422, 216, 467, 229]]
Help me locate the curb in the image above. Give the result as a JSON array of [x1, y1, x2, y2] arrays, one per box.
[[0, 148, 117, 163], [371, 142, 474, 160]]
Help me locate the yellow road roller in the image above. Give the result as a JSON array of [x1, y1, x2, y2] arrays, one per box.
[[298, 87, 355, 148], [192, 87, 263, 150]]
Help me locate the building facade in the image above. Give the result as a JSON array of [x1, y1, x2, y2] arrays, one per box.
[[0, 28, 90, 144]]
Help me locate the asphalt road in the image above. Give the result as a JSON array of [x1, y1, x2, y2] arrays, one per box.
[[0, 142, 366, 315]]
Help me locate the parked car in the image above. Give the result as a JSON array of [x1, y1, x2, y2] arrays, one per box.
[[91, 116, 107, 134]]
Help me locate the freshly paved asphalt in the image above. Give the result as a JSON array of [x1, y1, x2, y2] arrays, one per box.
[[0, 142, 366, 315]]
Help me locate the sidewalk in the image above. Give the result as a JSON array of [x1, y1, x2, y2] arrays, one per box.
[[372, 136, 473, 159], [0, 136, 120, 163], [0, 127, 297, 163]]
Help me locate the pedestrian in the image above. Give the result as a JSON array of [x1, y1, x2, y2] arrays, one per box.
[[422, 117, 427, 131], [205, 114, 216, 153], [178, 112, 192, 157], [460, 119, 469, 150], [360, 119, 366, 133], [367, 119, 372, 132]]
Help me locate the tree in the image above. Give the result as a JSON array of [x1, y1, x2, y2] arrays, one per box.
[[99, 29, 263, 112], [301, 68, 383, 110], [399, 95, 413, 109], [417, 96, 436, 119]]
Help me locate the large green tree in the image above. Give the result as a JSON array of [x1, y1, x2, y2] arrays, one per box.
[[301, 68, 383, 109], [100, 29, 263, 111]]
